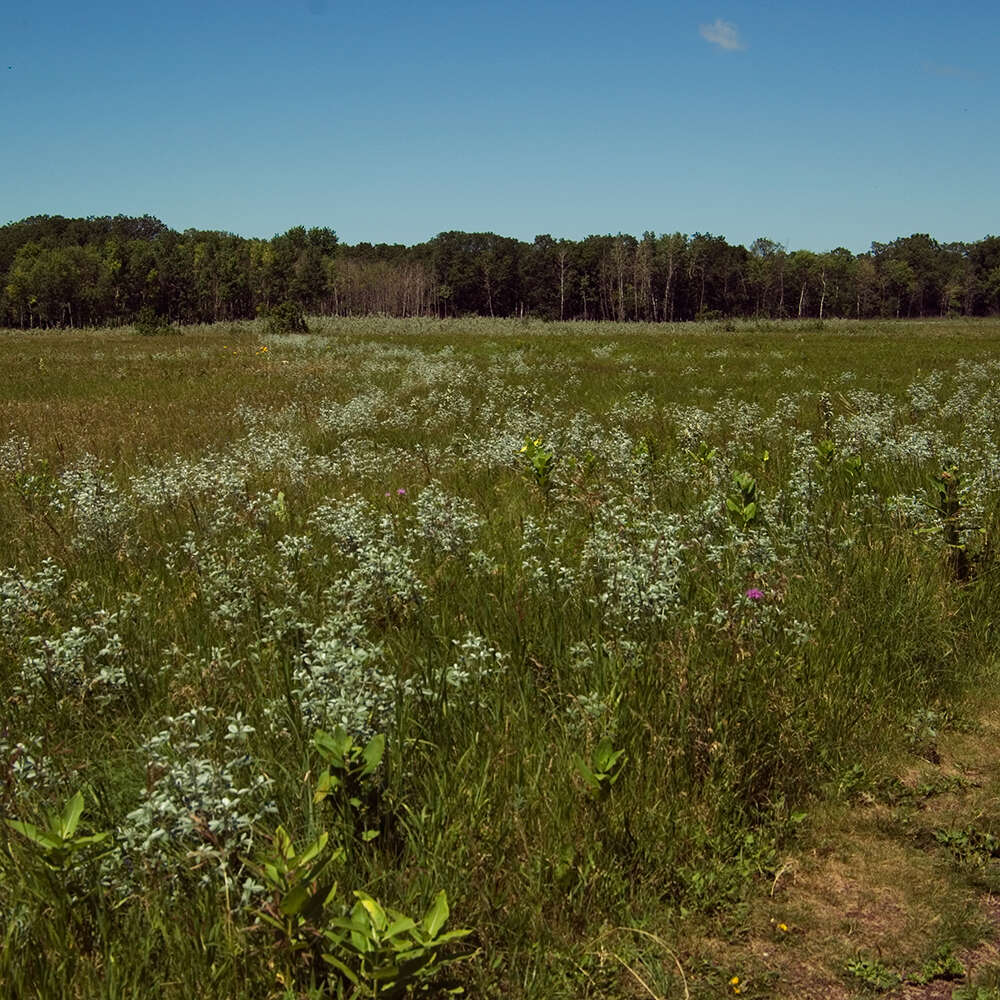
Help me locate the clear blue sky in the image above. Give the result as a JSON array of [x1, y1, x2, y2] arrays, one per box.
[[2, 0, 996, 252]]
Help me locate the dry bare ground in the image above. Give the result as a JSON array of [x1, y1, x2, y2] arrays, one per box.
[[688, 703, 1000, 999]]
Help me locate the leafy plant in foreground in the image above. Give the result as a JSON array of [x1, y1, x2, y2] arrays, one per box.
[[727, 471, 760, 531], [313, 726, 386, 845], [929, 465, 971, 580], [322, 889, 472, 998], [5, 789, 110, 871], [245, 822, 470, 997], [910, 944, 964, 984], [573, 736, 626, 803], [246, 825, 342, 969], [519, 436, 556, 500], [845, 955, 902, 992], [2, 789, 113, 964]]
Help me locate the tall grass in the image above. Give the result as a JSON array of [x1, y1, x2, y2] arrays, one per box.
[[2, 317, 1000, 997]]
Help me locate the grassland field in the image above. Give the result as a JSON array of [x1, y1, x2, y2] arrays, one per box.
[[3, 315, 1000, 999]]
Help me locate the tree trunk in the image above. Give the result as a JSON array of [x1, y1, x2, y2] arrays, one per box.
[[558, 250, 567, 321]]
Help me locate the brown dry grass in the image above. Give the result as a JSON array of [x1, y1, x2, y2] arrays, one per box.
[[681, 702, 1000, 998]]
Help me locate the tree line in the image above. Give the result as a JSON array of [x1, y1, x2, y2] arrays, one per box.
[[3, 214, 1000, 328]]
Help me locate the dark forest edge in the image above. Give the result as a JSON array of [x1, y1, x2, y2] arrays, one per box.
[[2, 214, 1000, 329]]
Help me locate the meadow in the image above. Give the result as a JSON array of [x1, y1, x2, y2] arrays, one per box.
[[3, 315, 1000, 998]]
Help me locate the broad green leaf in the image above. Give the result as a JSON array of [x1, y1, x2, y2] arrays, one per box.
[[573, 754, 597, 784], [329, 725, 352, 762], [313, 770, 334, 804], [6, 819, 62, 850], [349, 903, 373, 935], [603, 749, 626, 777], [357, 892, 388, 930], [274, 826, 293, 861], [60, 790, 85, 838], [362, 732, 385, 775], [323, 880, 340, 906], [298, 830, 328, 866], [280, 883, 310, 917], [422, 890, 449, 938], [432, 928, 472, 944], [385, 916, 417, 940], [315, 727, 352, 767], [326, 917, 356, 935], [72, 832, 110, 848], [593, 737, 614, 769], [321, 953, 360, 985]]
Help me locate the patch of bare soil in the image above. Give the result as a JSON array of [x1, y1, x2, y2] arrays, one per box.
[[690, 706, 1000, 998]]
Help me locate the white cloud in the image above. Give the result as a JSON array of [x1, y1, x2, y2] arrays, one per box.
[[699, 18, 746, 51]]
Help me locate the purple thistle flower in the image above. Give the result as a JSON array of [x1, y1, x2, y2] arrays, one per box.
[[745, 588, 764, 601], [397, 487, 407, 496]]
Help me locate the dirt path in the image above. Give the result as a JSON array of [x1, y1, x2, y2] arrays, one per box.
[[687, 704, 1000, 999]]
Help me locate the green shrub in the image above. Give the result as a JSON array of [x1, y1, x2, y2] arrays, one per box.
[[264, 301, 309, 335], [133, 307, 176, 336]]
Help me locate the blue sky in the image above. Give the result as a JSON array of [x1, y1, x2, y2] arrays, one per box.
[[2, 0, 996, 252]]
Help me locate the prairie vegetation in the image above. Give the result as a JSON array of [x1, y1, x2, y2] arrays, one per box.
[[3, 316, 1000, 997]]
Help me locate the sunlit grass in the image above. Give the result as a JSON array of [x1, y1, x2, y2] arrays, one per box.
[[2, 316, 1000, 997]]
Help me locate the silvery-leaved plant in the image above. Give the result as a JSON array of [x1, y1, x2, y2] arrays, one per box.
[[309, 495, 379, 554], [0, 558, 64, 647], [456, 426, 526, 473], [436, 632, 508, 695], [52, 454, 133, 551], [280, 620, 410, 744], [130, 449, 246, 512], [17, 601, 140, 705], [311, 495, 424, 618], [171, 534, 271, 634], [0, 433, 34, 479], [121, 707, 275, 890], [0, 736, 55, 798], [465, 548, 499, 574], [410, 481, 483, 557], [581, 503, 685, 628], [907, 371, 945, 416], [317, 388, 392, 437], [518, 516, 579, 593]]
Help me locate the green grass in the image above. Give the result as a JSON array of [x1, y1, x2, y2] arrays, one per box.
[[3, 316, 1000, 997]]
